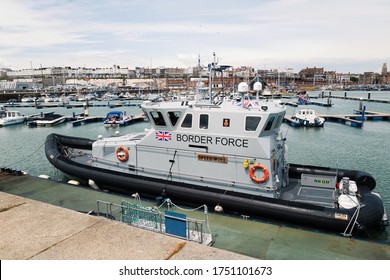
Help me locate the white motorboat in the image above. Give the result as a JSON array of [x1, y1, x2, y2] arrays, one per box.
[[21, 95, 35, 102], [292, 109, 325, 127], [28, 112, 66, 127], [103, 111, 131, 127], [0, 107, 25, 126]]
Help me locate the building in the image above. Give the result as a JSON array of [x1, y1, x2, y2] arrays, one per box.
[[298, 67, 324, 84], [381, 63, 388, 84]]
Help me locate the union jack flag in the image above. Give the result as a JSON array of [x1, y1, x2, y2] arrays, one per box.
[[235, 100, 259, 108], [244, 101, 259, 108], [155, 131, 172, 141]]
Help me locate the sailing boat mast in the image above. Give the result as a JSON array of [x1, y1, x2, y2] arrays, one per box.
[[195, 54, 201, 103]]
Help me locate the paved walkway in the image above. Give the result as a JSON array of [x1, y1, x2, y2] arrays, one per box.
[[0, 192, 252, 260]]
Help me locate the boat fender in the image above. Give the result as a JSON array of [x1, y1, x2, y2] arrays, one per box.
[[88, 179, 99, 190], [38, 174, 51, 180], [116, 146, 129, 162], [249, 164, 269, 184], [214, 205, 223, 213], [68, 180, 80, 186]]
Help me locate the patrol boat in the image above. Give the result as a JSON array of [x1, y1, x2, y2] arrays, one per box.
[[45, 76, 387, 238]]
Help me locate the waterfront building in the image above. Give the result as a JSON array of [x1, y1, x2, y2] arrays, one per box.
[[2, 62, 389, 92], [381, 63, 388, 84]]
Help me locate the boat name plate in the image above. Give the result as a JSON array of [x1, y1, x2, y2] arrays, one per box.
[[301, 174, 337, 188], [334, 213, 348, 220], [197, 154, 228, 164]]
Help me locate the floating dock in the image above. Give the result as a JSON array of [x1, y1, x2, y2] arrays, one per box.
[[284, 110, 390, 128], [0, 172, 389, 260], [326, 94, 390, 104], [3, 101, 141, 109], [353, 110, 390, 121], [319, 114, 363, 127], [284, 115, 363, 127], [281, 100, 332, 107]]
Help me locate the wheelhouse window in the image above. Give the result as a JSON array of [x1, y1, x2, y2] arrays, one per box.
[[273, 113, 284, 129], [245, 116, 261, 131], [181, 113, 192, 128], [264, 116, 275, 131], [150, 111, 166, 126], [168, 111, 181, 126], [199, 114, 209, 129]]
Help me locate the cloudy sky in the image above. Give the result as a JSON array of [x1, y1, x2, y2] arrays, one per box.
[[0, 0, 389, 73]]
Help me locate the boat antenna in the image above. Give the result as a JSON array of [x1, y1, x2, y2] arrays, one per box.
[[208, 52, 216, 104], [283, 93, 298, 139]]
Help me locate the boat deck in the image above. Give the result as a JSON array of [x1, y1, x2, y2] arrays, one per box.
[[280, 178, 335, 207]]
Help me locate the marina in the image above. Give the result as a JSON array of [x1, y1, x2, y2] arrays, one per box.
[[1, 89, 390, 259], [1, 2, 390, 277]]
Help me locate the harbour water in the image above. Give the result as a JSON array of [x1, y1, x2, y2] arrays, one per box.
[[1, 91, 389, 246]]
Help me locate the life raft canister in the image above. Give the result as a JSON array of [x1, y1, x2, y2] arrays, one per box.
[[249, 164, 269, 184], [116, 146, 129, 162]]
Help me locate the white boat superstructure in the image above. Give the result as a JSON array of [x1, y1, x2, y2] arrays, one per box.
[[91, 98, 286, 199]]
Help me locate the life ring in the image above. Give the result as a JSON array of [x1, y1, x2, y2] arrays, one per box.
[[116, 146, 129, 162], [249, 164, 269, 184]]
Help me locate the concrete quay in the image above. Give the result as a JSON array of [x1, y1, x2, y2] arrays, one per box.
[[0, 192, 252, 260]]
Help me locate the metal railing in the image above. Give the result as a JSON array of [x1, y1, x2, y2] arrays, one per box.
[[95, 199, 212, 244]]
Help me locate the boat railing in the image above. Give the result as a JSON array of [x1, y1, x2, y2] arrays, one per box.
[[92, 152, 254, 190], [342, 204, 361, 237]]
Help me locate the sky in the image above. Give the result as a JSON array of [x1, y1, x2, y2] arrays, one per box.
[[0, 0, 389, 73]]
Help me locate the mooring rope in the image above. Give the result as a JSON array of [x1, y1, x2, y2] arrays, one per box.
[[1, 140, 47, 168]]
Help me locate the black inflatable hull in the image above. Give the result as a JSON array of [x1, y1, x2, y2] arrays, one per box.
[[45, 133, 385, 234]]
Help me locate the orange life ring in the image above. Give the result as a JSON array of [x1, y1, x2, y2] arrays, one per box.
[[249, 164, 269, 184], [116, 146, 129, 162]]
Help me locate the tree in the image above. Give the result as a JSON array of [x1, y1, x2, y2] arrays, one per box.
[[350, 77, 359, 84]]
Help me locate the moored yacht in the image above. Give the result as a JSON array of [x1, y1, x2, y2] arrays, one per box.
[[44, 59, 388, 237]]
